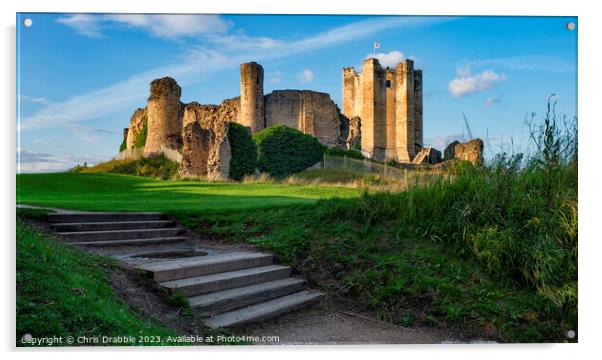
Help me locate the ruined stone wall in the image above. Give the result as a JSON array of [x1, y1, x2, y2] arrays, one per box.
[[264, 90, 341, 146], [239, 62, 265, 133], [144, 77, 182, 156], [342, 68, 358, 119], [395, 60, 416, 162], [179, 100, 236, 179], [454, 139, 484, 164], [126, 107, 147, 149], [346, 116, 361, 149], [414, 69, 424, 152], [384, 69, 397, 160]]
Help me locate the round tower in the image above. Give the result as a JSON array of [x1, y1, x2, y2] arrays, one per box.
[[239, 62, 265, 133], [144, 77, 182, 156]]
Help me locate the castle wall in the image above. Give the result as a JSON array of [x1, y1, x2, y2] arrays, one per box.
[[414, 69, 423, 151], [239, 62, 265, 133], [384, 69, 397, 160], [264, 90, 341, 147], [395, 60, 416, 162], [144, 77, 182, 156], [179, 101, 235, 179], [126, 107, 147, 150], [342, 68, 357, 119], [341, 58, 422, 162]]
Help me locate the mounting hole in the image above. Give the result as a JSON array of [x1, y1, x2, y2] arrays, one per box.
[[566, 22, 575, 31], [23, 18, 33, 27]]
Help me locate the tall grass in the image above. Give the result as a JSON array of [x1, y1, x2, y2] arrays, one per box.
[[323, 97, 577, 329]]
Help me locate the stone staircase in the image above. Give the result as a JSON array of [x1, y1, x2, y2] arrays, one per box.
[[47, 211, 323, 329]]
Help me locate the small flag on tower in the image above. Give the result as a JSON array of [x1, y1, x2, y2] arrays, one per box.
[[374, 42, 380, 49]]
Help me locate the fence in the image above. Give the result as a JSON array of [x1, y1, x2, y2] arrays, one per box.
[[113, 146, 182, 163], [319, 154, 406, 179]]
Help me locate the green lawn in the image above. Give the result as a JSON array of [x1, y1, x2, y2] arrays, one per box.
[[17, 172, 360, 212]]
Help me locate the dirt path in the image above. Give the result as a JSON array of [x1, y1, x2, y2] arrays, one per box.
[[237, 300, 464, 344]]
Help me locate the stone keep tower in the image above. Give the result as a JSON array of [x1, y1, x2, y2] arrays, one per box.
[[144, 77, 182, 156], [239, 62, 265, 133], [342, 58, 423, 162]]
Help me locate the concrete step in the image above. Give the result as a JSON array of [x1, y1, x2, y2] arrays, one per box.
[[47, 212, 165, 223], [190, 278, 306, 317], [159, 265, 291, 297], [139, 252, 274, 282], [51, 220, 175, 232], [70, 236, 187, 247], [58, 228, 181, 242], [202, 290, 324, 328]]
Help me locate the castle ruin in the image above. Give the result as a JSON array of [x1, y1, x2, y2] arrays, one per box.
[[342, 58, 423, 162], [121, 58, 428, 178]]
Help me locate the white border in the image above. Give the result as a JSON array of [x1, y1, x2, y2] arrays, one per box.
[[2, 1, 599, 359]]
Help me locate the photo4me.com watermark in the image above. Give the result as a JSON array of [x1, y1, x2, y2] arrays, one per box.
[[19, 333, 281, 346]]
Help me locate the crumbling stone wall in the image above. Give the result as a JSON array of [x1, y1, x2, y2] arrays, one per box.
[[345, 116, 361, 149], [144, 77, 182, 156], [444, 140, 460, 161], [454, 139, 484, 164], [239, 62, 265, 133], [264, 90, 341, 147], [179, 101, 236, 179], [125, 107, 147, 149]]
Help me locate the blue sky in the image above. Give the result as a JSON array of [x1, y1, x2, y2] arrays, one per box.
[[16, 14, 577, 172]]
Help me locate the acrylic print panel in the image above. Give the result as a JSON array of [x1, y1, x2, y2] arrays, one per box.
[[16, 13, 577, 345]]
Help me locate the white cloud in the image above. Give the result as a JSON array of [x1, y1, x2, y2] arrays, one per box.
[[22, 16, 456, 132], [17, 148, 108, 173], [485, 96, 502, 106], [449, 68, 507, 97], [467, 55, 575, 73], [57, 14, 232, 40], [267, 70, 284, 84], [56, 14, 104, 37], [18, 95, 52, 106], [297, 69, 314, 84], [365, 50, 405, 68]]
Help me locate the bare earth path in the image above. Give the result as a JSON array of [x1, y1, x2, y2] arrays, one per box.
[[239, 301, 463, 344]]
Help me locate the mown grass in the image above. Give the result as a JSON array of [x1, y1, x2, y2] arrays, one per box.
[[16, 172, 360, 212], [16, 216, 182, 346]]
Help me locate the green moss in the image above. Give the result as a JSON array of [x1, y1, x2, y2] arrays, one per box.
[[134, 116, 148, 149], [119, 136, 127, 152]]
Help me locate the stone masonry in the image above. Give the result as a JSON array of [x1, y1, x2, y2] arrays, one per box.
[[342, 58, 423, 162], [121, 58, 429, 178], [144, 77, 182, 157], [126, 108, 147, 150]]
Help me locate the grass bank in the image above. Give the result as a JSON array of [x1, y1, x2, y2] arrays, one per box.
[[177, 160, 577, 342], [16, 216, 180, 346]]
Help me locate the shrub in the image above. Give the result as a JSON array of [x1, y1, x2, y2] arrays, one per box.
[[253, 125, 325, 178], [81, 154, 179, 180], [325, 147, 365, 160], [227, 122, 258, 181], [134, 116, 148, 148]]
